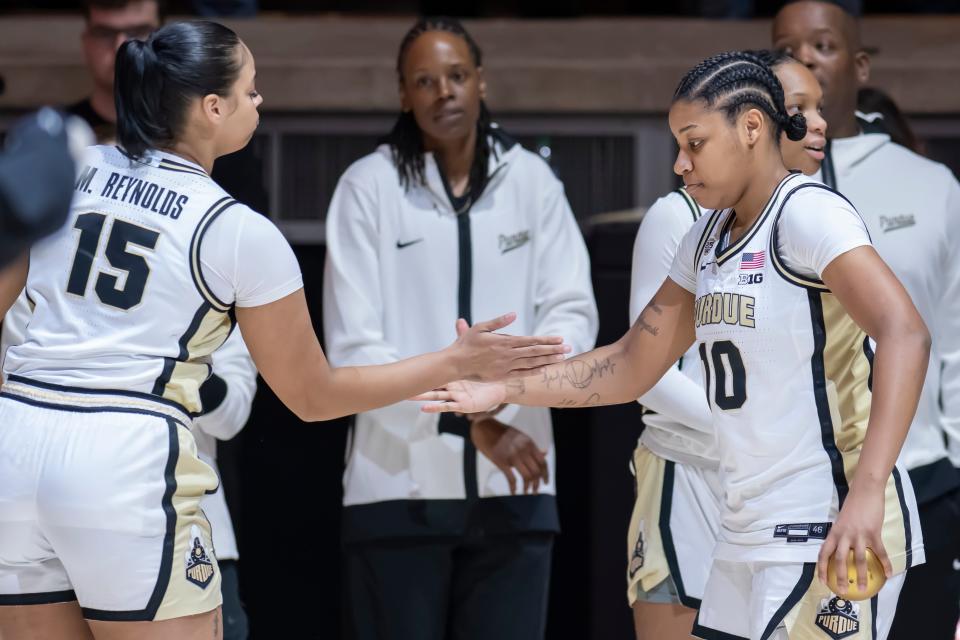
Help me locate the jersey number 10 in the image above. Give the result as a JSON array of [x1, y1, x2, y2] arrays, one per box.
[[698, 340, 747, 410], [66, 212, 160, 310]]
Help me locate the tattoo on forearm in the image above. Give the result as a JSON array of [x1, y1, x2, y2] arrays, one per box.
[[507, 378, 526, 397], [637, 302, 663, 336], [567, 358, 615, 389], [558, 393, 601, 407], [541, 356, 616, 391]]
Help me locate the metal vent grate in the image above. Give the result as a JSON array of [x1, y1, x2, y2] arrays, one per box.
[[278, 133, 381, 222], [263, 124, 639, 242], [515, 134, 636, 219]]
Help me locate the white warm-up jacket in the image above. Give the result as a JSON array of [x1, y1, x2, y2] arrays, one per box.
[[323, 130, 598, 541]]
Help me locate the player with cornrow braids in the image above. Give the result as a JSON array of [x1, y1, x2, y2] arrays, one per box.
[[417, 50, 928, 640], [624, 49, 827, 640], [673, 51, 809, 146]]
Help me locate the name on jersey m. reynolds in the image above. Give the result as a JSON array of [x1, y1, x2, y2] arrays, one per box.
[[75, 166, 190, 219], [694, 292, 756, 329]]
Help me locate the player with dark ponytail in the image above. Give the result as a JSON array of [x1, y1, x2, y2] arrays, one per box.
[[114, 21, 243, 159], [0, 20, 569, 640], [419, 51, 929, 640]]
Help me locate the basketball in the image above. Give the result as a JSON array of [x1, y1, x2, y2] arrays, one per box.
[[826, 548, 887, 601]]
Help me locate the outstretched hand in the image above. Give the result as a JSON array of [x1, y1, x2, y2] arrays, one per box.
[[414, 379, 507, 414], [450, 313, 569, 382]]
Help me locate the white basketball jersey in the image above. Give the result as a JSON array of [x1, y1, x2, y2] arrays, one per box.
[[5, 146, 242, 414], [671, 173, 920, 567]]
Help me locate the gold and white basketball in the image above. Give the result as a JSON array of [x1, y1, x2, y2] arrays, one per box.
[[826, 548, 886, 601]]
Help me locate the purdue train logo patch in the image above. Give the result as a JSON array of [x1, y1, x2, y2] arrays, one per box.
[[184, 526, 215, 589], [815, 596, 860, 639]]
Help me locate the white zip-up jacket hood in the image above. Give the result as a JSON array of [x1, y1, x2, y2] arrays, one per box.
[[822, 127, 960, 502], [323, 130, 598, 540]]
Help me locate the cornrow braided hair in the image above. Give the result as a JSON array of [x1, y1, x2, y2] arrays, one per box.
[[381, 16, 493, 192], [673, 50, 807, 144]]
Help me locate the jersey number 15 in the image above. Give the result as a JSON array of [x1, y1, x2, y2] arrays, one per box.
[[66, 212, 159, 310]]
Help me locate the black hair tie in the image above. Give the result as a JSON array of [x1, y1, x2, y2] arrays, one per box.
[[785, 112, 807, 142]]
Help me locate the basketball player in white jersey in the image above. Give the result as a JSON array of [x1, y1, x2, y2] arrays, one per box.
[[625, 50, 828, 639], [0, 249, 257, 640], [0, 21, 570, 640], [418, 51, 928, 640], [773, 5, 960, 637]]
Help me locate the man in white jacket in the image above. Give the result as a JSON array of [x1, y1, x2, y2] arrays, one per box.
[[323, 18, 597, 640], [774, 3, 960, 637]]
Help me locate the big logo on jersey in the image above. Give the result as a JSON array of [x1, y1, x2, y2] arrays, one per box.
[[814, 596, 860, 639], [694, 293, 756, 329], [184, 526, 215, 589]]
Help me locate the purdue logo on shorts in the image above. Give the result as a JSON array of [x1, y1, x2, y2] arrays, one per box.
[[629, 519, 646, 578], [815, 596, 860, 639], [184, 526, 215, 589]]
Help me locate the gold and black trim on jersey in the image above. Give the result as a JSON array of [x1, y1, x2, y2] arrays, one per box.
[[769, 182, 870, 291], [714, 172, 802, 267], [158, 157, 209, 179], [807, 291, 854, 508], [152, 301, 235, 414], [658, 460, 702, 610], [807, 288, 874, 510], [676, 187, 702, 224], [760, 563, 817, 640], [803, 208, 915, 572], [152, 303, 210, 410], [189, 197, 238, 313]]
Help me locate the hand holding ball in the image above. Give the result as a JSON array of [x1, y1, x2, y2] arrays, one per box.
[[826, 548, 887, 601]]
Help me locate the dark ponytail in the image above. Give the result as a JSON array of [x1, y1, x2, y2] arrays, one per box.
[[380, 17, 493, 191], [783, 113, 808, 142], [115, 21, 242, 159], [673, 50, 807, 144]]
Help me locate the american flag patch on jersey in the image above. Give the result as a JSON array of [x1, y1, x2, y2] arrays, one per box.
[[740, 251, 765, 270]]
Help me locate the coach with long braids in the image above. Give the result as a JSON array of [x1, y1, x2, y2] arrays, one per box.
[[322, 17, 598, 640]]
